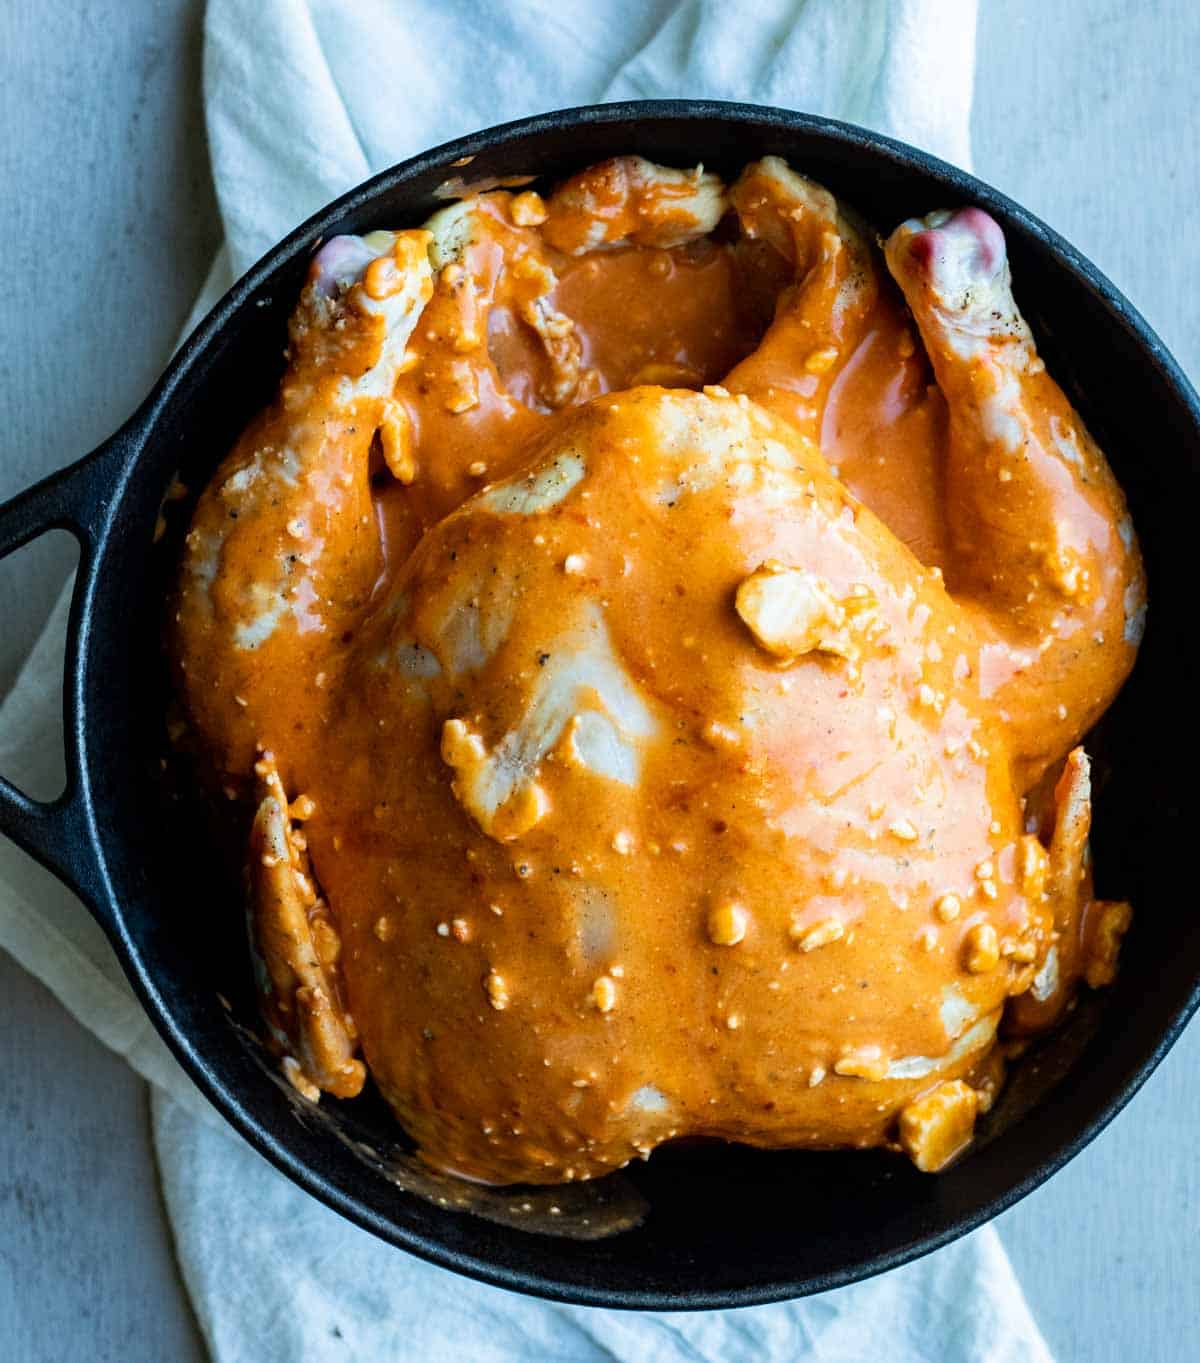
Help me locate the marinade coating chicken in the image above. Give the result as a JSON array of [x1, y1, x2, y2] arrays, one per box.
[[171, 157, 1143, 1183]]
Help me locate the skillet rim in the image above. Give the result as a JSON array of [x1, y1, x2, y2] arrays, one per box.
[[54, 98, 1200, 1308]]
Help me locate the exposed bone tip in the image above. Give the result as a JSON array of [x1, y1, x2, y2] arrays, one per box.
[[889, 205, 1008, 290]]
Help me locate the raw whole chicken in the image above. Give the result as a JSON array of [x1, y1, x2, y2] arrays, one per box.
[[171, 156, 1143, 1183]]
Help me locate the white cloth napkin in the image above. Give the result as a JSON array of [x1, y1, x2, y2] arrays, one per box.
[[0, 1, 1058, 1359]]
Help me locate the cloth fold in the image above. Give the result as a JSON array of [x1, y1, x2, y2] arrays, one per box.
[[0, 1, 1056, 1359]]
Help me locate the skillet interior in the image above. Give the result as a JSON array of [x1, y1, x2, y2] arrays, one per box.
[[74, 103, 1199, 1307]]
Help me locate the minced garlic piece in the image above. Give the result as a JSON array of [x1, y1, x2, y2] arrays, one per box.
[[934, 893, 962, 923], [964, 923, 1000, 973], [1001, 936, 1038, 964], [834, 1045, 889, 1081], [593, 975, 617, 1012], [586, 975, 613, 1019], [791, 915, 845, 952], [898, 1080, 979, 1172], [734, 561, 848, 661], [1018, 834, 1049, 900], [484, 970, 510, 1011], [707, 901, 748, 946]]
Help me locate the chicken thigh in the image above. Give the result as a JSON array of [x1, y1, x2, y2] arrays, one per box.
[[171, 157, 1142, 1182]]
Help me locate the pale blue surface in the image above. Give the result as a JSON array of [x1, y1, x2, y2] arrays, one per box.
[[1, 2, 1196, 1359]]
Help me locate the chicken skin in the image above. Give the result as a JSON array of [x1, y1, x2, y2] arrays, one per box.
[[171, 157, 1142, 1183]]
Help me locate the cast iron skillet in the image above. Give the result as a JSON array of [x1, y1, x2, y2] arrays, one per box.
[[0, 101, 1197, 1309]]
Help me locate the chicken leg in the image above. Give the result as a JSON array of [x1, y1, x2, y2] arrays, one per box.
[[724, 157, 879, 447], [885, 208, 1145, 785]]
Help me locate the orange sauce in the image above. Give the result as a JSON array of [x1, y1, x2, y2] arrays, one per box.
[[170, 159, 1142, 1184]]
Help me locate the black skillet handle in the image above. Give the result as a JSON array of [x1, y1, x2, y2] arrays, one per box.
[[0, 433, 130, 906]]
